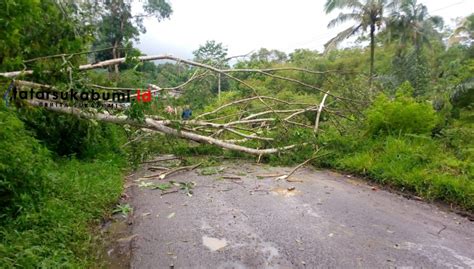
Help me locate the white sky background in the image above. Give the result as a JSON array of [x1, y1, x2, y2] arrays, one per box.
[[135, 0, 474, 59]]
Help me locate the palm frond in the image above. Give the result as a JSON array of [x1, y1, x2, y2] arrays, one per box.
[[429, 16, 443, 30], [385, 0, 401, 11], [323, 25, 362, 54], [327, 13, 362, 28], [324, 0, 363, 13]]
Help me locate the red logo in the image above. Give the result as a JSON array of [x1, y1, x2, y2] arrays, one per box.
[[136, 89, 151, 102]]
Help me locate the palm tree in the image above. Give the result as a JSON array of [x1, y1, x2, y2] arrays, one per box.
[[386, 0, 443, 96], [324, 0, 392, 85], [387, 0, 443, 54]]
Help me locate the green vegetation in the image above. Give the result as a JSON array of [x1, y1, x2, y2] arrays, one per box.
[[0, 1, 168, 266], [365, 84, 438, 136], [1, 0, 473, 267], [324, 0, 387, 81], [0, 104, 126, 267], [317, 89, 473, 210]]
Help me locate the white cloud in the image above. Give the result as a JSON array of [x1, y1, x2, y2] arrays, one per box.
[[135, 0, 474, 59]]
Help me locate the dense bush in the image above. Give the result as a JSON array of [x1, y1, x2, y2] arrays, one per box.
[[365, 82, 438, 136], [316, 127, 473, 210], [16, 108, 127, 159], [333, 135, 473, 210], [0, 155, 124, 268], [0, 104, 127, 267], [0, 104, 51, 218]]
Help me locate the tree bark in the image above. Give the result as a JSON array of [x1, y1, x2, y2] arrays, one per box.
[[27, 101, 297, 156], [218, 73, 221, 100], [314, 92, 329, 133], [112, 40, 119, 74], [369, 23, 375, 87]]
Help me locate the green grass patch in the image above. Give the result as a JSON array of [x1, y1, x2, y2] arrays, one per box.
[[319, 133, 474, 212], [1, 104, 126, 268], [310, 91, 474, 212], [0, 155, 125, 268]]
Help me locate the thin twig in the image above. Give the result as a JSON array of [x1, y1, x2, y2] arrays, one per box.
[[276, 148, 322, 180], [143, 163, 202, 180]]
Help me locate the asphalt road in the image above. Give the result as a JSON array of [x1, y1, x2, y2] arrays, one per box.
[[126, 160, 474, 269]]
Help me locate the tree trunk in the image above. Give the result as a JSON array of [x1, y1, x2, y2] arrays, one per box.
[[415, 38, 421, 60], [112, 40, 119, 74], [218, 73, 221, 99], [26, 101, 297, 156], [369, 23, 375, 87], [110, 2, 120, 75], [112, 17, 124, 75]]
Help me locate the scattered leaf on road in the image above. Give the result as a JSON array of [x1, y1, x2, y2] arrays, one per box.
[[138, 182, 154, 188], [199, 167, 224, 175], [117, 234, 138, 243]]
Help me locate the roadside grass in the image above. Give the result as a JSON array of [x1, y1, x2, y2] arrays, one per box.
[[140, 120, 474, 212], [314, 91, 474, 212], [1, 104, 127, 267], [264, 91, 474, 213], [147, 130, 474, 212], [318, 132, 474, 212], [0, 155, 125, 268]]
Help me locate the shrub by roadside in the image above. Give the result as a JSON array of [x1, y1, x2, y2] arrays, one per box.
[[318, 87, 473, 212], [0, 105, 126, 268]]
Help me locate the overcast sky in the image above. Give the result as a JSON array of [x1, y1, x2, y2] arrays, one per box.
[[135, 0, 474, 59]]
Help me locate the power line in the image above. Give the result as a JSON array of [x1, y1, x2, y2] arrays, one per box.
[[430, 0, 466, 13]]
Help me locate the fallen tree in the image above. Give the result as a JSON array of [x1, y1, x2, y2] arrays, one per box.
[[28, 101, 299, 155], [5, 53, 361, 156]]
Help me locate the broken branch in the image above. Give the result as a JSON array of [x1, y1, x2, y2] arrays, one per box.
[[143, 163, 202, 180], [276, 149, 322, 180], [314, 92, 329, 133]]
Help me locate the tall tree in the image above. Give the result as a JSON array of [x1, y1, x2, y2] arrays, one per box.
[[249, 48, 288, 64], [193, 40, 229, 98], [324, 0, 392, 85], [193, 40, 229, 67], [0, 0, 90, 72], [93, 0, 172, 73], [387, 0, 443, 54], [387, 0, 443, 96]]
